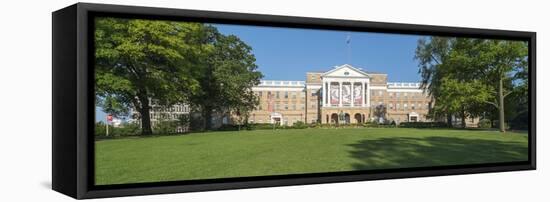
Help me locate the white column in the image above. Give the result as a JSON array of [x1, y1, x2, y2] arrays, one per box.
[[366, 82, 370, 107], [351, 82, 355, 107], [322, 81, 327, 107], [361, 82, 365, 107], [339, 81, 343, 107], [327, 81, 331, 107]]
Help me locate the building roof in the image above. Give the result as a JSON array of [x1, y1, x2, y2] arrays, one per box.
[[257, 80, 305, 87], [307, 64, 387, 75]]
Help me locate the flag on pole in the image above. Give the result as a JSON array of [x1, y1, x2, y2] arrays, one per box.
[[346, 34, 351, 44]]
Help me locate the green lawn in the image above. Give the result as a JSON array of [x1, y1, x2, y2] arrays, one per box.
[[95, 128, 528, 185]]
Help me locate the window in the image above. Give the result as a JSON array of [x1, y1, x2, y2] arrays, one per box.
[[389, 92, 393, 98], [389, 103, 394, 110], [311, 92, 316, 97], [412, 103, 415, 110], [378, 91, 383, 96], [396, 103, 400, 110], [291, 92, 296, 99], [284, 92, 289, 99], [276, 91, 280, 99], [292, 104, 296, 110], [396, 92, 400, 98], [302, 104, 305, 110], [259, 105, 262, 110], [259, 91, 262, 97], [404, 93, 408, 98], [404, 103, 408, 110], [284, 104, 288, 110]]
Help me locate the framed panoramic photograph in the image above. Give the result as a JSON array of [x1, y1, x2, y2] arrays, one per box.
[[52, 3, 536, 199]]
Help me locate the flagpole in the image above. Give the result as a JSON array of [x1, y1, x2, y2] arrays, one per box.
[[346, 33, 351, 64]]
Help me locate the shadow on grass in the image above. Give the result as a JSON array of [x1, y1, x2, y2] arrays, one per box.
[[347, 136, 528, 170]]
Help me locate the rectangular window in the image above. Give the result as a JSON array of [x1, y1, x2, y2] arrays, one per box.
[[396, 103, 400, 110], [285, 92, 289, 99], [259, 91, 263, 97], [291, 92, 296, 99], [285, 104, 288, 110], [276, 91, 280, 99], [412, 103, 415, 110], [404, 103, 408, 110]]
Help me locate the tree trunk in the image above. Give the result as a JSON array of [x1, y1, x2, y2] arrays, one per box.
[[138, 95, 153, 135], [498, 78, 506, 133], [202, 106, 213, 130], [461, 108, 466, 128], [446, 113, 453, 127]]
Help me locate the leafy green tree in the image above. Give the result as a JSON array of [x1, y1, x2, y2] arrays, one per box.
[[415, 37, 455, 124], [189, 33, 262, 130], [435, 77, 493, 128], [415, 37, 528, 132], [373, 104, 387, 121], [95, 18, 206, 135]]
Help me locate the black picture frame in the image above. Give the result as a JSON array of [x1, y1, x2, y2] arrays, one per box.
[[52, 3, 536, 199]]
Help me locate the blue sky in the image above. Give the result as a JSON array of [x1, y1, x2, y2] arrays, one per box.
[[213, 23, 423, 82], [96, 23, 425, 122]]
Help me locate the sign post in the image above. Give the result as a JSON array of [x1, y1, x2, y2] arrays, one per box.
[[106, 114, 113, 136]]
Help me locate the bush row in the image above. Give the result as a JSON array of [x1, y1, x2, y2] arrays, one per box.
[[95, 120, 186, 137], [398, 122, 449, 128], [95, 120, 453, 137]]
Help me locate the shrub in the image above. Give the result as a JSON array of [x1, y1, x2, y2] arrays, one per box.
[[399, 122, 449, 128], [249, 123, 279, 130], [153, 120, 179, 135], [96, 122, 142, 137], [112, 123, 141, 136], [478, 119, 492, 129], [217, 124, 240, 131], [95, 122, 107, 136], [292, 121, 308, 129]]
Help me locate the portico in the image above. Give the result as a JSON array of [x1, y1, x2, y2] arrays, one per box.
[[320, 64, 371, 124]]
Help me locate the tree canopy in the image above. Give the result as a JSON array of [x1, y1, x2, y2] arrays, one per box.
[[95, 17, 262, 134], [415, 37, 528, 132]]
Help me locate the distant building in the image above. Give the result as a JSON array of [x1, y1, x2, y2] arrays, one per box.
[[250, 64, 436, 125], [131, 101, 191, 133], [130, 64, 478, 128]]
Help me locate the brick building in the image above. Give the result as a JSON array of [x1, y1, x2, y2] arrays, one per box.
[[250, 64, 434, 126]]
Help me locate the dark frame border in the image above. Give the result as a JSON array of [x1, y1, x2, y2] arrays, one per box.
[[52, 2, 536, 199]]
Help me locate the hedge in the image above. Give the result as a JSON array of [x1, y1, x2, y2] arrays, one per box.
[[399, 122, 449, 128]]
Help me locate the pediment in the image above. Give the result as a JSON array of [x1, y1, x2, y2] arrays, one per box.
[[322, 64, 369, 78]]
